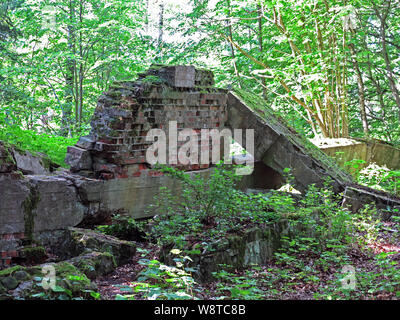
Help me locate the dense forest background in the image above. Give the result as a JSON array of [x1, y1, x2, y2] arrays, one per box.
[[1, 0, 400, 154]]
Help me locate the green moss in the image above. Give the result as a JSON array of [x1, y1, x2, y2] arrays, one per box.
[[39, 156, 52, 171], [22, 186, 40, 243], [107, 89, 122, 99], [20, 246, 47, 262], [74, 252, 117, 279], [142, 75, 165, 84], [27, 262, 93, 298], [0, 142, 16, 165], [0, 265, 26, 277]]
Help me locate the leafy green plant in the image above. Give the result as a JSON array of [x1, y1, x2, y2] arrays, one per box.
[[96, 214, 146, 241], [0, 125, 77, 167], [146, 164, 295, 249], [357, 163, 400, 196], [116, 249, 197, 300], [212, 266, 264, 300]]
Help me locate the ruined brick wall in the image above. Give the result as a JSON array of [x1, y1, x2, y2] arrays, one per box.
[[66, 65, 228, 180]]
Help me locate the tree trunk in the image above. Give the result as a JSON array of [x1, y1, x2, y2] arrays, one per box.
[[374, 1, 400, 121], [62, 0, 75, 137], [348, 41, 369, 135]]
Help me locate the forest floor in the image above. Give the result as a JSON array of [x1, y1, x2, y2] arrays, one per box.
[[94, 219, 400, 300]]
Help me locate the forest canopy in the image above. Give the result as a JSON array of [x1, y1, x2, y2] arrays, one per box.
[[1, 0, 400, 144]]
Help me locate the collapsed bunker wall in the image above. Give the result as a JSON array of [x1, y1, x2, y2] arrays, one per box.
[[2, 65, 399, 268]]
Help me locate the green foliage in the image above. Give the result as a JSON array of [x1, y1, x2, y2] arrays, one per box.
[[358, 163, 400, 196], [96, 214, 146, 241], [116, 249, 196, 300], [146, 164, 292, 249], [344, 159, 400, 197], [212, 266, 264, 300], [0, 123, 77, 166]]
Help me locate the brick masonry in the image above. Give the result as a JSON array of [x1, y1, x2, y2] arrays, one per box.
[[66, 65, 228, 180], [0, 232, 25, 268]]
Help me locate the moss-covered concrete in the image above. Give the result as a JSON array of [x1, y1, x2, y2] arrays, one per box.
[[0, 261, 97, 300], [22, 185, 40, 243]]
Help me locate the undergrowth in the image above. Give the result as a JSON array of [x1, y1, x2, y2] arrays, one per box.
[[0, 124, 78, 167], [106, 164, 400, 300]]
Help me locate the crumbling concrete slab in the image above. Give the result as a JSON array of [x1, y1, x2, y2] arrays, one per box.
[[312, 137, 400, 171], [342, 185, 400, 216], [227, 90, 353, 193]]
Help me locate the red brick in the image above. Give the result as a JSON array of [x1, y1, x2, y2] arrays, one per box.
[[148, 171, 163, 177], [2, 234, 15, 241], [100, 173, 114, 180], [8, 250, 18, 258]]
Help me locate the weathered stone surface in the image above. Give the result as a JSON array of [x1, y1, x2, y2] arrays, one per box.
[[74, 168, 214, 219], [13, 150, 49, 175], [76, 136, 95, 150], [18, 246, 47, 264], [65, 146, 92, 172], [342, 185, 400, 218], [0, 142, 17, 173], [1, 276, 18, 290], [172, 66, 196, 88], [0, 175, 31, 235], [28, 176, 87, 233], [0, 142, 56, 175], [161, 220, 295, 283], [54, 227, 136, 266], [13, 270, 29, 282], [312, 137, 400, 171], [68, 251, 116, 279]]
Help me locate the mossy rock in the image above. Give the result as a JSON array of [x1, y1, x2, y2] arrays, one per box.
[[0, 265, 26, 278], [56, 227, 136, 266], [68, 251, 117, 280], [0, 281, 7, 294], [18, 262, 95, 300], [19, 246, 47, 264], [0, 260, 100, 300], [1, 276, 19, 290]]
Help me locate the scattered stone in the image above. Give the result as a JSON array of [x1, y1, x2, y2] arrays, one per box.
[[65, 146, 92, 172], [161, 220, 297, 283], [13, 270, 29, 282], [55, 227, 136, 266], [76, 136, 95, 150], [19, 246, 47, 264], [1, 276, 18, 290], [68, 251, 117, 279], [13, 150, 50, 175]]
